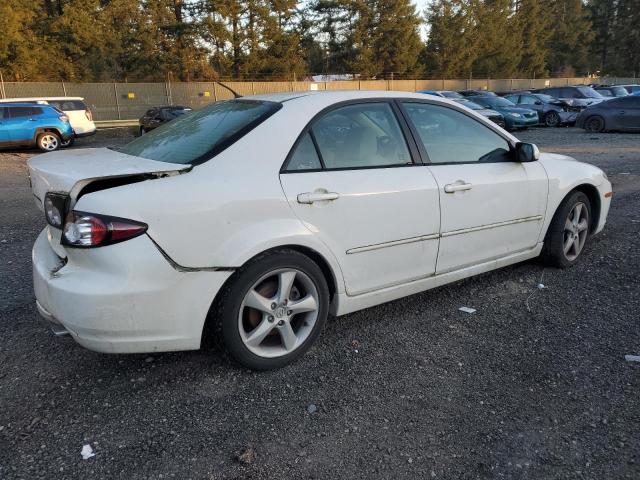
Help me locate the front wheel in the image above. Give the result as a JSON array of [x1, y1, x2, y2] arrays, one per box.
[[584, 116, 605, 133], [544, 111, 560, 127], [36, 132, 61, 152], [541, 191, 591, 268], [216, 250, 330, 370]]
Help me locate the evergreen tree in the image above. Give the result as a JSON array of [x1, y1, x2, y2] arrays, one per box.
[[547, 0, 593, 75], [514, 0, 552, 77]]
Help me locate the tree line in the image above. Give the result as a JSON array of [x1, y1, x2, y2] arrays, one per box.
[[0, 0, 638, 82]]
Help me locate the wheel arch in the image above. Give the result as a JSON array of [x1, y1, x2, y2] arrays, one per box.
[[33, 127, 63, 141], [583, 114, 606, 132], [544, 183, 602, 239]]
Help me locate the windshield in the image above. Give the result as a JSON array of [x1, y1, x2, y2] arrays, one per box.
[[475, 97, 514, 108], [533, 94, 556, 103], [455, 99, 483, 110], [610, 86, 629, 96], [577, 86, 603, 99], [114, 100, 281, 165]]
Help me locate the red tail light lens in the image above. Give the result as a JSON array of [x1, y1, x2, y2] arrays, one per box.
[[62, 211, 147, 248], [85, 109, 93, 121]]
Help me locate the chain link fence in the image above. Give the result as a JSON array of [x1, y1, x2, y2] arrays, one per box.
[[1, 77, 636, 121]]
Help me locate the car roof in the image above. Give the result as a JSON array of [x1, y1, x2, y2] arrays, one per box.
[[0, 97, 85, 102], [250, 90, 454, 106], [0, 102, 55, 108]]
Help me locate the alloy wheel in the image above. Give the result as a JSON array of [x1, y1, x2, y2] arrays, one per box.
[[585, 117, 604, 133], [545, 111, 560, 127], [238, 268, 320, 358], [563, 202, 589, 261], [40, 134, 59, 151]]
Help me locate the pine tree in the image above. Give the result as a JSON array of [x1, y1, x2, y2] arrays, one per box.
[[514, 0, 552, 77], [547, 0, 593, 75]]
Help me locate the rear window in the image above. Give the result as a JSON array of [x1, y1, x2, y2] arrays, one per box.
[[114, 100, 281, 165], [47, 100, 87, 111]]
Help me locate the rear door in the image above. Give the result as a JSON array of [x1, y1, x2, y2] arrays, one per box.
[[400, 101, 548, 274], [279, 101, 441, 296], [6, 106, 39, 142]]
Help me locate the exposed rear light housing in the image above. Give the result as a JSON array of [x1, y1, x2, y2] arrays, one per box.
[[59, 115, 69, 122], [85, 109, 93, 122], [62, 211, 147, 248]]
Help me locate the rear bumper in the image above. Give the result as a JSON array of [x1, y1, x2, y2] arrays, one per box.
[[75, 130, 96, 138], [32, 228, 232, 353]]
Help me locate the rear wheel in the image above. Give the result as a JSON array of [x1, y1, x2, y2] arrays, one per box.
[[61, 137, 75, 148], [36, 132, 61, 152], [541, 191, 591, 268], [584, 116, 605, 133], [544, 111, 560, 127], [215, 249, 330, 370]]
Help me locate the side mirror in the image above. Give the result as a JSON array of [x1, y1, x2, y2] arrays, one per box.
[[515, 142, 540, 162]]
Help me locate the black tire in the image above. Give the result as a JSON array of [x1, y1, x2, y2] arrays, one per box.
[[36, 132, 61, 152], [584, 116, 605, 133], [544, 111, 560, 127], [541, 191, 591, 268], [215, 249, 330, 370], [61, 137, 75, 148]]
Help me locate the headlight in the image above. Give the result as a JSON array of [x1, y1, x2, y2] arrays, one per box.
[[510, 113, 522, 118], [44, 193, 68, 228]]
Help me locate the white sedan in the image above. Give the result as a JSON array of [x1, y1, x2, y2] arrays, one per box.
[[29, 91, 612, 370]]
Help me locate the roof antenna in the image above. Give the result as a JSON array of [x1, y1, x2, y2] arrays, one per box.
[[216, 81, 242, 99]]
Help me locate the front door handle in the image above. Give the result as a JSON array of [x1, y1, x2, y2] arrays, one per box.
[[444, 181, 473, 193], [297, 191, 340, 204]]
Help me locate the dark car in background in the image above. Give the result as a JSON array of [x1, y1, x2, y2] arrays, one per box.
[[532, 86, 604, 109], [454, 98, 505, 128], [458, 90, 498, 98], [503, 92, 578, 127], [594, 85, 629, 98], [469, 96, 538, 130], [576, 95, 640, 132], [139, 105, 192, 135]]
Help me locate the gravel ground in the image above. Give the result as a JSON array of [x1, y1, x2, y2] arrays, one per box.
[[1, 127, 639, 479]]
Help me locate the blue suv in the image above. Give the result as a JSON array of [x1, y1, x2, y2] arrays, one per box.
[[0, 103, 74, 152]]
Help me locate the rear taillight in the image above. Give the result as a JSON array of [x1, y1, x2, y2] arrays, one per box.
[[59, 115, 69, 122], [62, 211, 147, 248], [85, 109, 93, 121]]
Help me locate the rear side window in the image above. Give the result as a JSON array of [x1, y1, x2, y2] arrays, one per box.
[[310, 103, 412, 169], [8, 106, 40, 118], [402, 102, 511, 164], [115, 100, 281, 165], [48, 100, 87, 111], [287, 133, 322, 171]]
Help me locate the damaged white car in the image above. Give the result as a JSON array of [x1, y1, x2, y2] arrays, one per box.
[[30, 91, 612, 370]]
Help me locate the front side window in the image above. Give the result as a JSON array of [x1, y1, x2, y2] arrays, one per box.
[[310, 103, 412, 169], [402, 102, 512, 164], [520, 95, 538, 105], [115, 100, 281, 165]]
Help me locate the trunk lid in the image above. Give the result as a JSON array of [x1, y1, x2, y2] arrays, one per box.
[[28, 147, 190, 206]]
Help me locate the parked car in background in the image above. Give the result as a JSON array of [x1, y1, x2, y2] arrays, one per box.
[[594, 85, 629, 98], [617, 85, 640, 95], [0, 103, 73, 151], [532, 86, 604, 109], [503, 92, 578, 127], [139, 106, 192, 134], [576, 95, 640, 132], [418, 90, 464, 99], [0, 97, 95, 147], [29, 91, 611, 370], [469, 96, 538, 130], [458, 90, 498, 97], [454, 98, 505, 127]]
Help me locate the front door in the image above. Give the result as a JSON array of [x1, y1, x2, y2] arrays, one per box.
[[279, 101, 441, 296], [615, 97, 640, 130], [400, 100, 548, 274]]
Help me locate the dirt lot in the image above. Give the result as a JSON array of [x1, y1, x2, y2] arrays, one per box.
[[1, 127, 639, 479]]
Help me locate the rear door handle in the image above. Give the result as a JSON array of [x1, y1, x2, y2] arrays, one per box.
[[444, 181, 473, 193], [28, 118, 38, 122], [297, 191, 340, 204]]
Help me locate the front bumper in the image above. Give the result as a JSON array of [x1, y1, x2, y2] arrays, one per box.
[[507, 116, 539, 129], [558, 111, 578, 124], [33, 228, 232, 353]]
